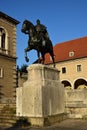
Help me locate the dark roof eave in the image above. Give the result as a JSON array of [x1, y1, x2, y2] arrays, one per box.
[[45, 56, 87, 65], [0, 11, 20, 25]]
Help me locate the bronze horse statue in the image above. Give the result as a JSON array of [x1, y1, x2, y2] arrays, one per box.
[[21, 20, 55, 67]]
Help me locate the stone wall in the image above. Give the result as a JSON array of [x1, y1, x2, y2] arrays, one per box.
[[65, 89, 87, 118], [0, 14, 18, 104], [0, 55, 16, 103]]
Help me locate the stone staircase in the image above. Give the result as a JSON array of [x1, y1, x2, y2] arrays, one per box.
[[0, 103, 30, 127], [0, 103, 18, 127]]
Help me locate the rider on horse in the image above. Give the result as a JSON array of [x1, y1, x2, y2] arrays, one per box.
[[21, 19, 55, 67], [35, 19, 49, 46]]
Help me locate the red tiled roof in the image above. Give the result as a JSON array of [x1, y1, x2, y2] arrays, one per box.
[[45, 36, 87, 64]]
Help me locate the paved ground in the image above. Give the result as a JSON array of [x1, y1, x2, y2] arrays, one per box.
[[0, 119, 87, 130]]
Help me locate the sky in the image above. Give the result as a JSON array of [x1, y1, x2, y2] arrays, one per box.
[[0, 0, 87, 67]]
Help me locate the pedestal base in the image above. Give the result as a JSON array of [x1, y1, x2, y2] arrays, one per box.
[[27, 113, 67, 126], [16, 64, 65, 126]]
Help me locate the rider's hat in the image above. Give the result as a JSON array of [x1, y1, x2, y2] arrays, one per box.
[[36, 19, 40, 24]]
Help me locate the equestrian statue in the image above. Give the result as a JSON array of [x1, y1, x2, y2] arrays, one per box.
[[21, 19, 55, 67]]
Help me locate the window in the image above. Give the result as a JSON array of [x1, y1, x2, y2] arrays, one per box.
[[0, 68, 3, 78], [69, 51, 74, 57], [62, 67, 66, 74], [77, 65, 81, 72], [0, 27, 9, 55], [0, 28, 6, 49]]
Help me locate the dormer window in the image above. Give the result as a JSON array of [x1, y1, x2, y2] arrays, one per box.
[[69, 51, 74, 57]]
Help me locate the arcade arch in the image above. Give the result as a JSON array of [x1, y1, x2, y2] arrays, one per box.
[[61, 80, 72, 89], [74, 78, 87, 89]]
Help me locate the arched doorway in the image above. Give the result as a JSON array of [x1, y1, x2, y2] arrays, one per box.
[[74, 78, 87, 89], [61, 80, 72, 89]]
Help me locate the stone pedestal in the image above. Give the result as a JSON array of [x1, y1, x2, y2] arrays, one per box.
[[16, 64, 65, 126]]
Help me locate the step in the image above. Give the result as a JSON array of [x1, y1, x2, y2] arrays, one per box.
[[0, 116, 19, 127], [0, 104, 17, 126], [0, 117, 30, 127], [0, 105, 16, 112]]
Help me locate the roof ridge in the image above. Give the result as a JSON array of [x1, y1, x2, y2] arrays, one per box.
[[55, 36, 87, 46]]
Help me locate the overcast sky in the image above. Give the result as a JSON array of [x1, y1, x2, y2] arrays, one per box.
[[0, 0, 87, 67]]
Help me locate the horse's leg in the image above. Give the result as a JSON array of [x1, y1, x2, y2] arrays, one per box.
[[41, 53, 45, 64], [52, 55, 55, 68], [24, 44, 32, 62], [37, 51, 40, 63], [50, 51, 55, 67], [24, 49, 29, 62]]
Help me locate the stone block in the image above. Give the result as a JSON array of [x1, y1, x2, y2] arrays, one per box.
[[16, 64, 65, 126]]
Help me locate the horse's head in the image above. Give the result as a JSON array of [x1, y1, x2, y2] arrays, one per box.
[[21, 20, 29, 34], [21, 20, 35, 35]]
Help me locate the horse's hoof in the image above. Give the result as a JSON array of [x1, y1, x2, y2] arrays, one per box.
[[25, 57, 29, 62], [26, 58, 29, 62]]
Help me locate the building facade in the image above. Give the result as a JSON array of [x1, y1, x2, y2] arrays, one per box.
[[0, 12, 19, 104], [45, 36, 87, 89]]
